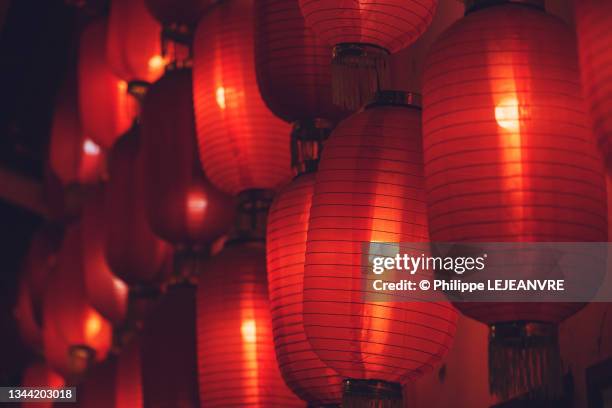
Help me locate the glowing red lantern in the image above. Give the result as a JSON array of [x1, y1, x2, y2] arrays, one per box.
[[79, 18, 136, 149], [43, 224, 113, 379], [575, 0, 612, 171], [105, 127, 172, 287], [141, 68, 234, 248], [21, 363, 64, 408], [141, 284, 200, 407], [144, 0, 212, 27], [422, 0, 607, 398], [116, 338, 143, 408], [267, 173, 342, 405], [82, 187, 128, 325], [107, 0, 164, 86], [298, 0, 437, 109], [254, 0, 344, 124], [197, 242, 304, 407], [193, 0, 292, 196], [303, 91, 457, 406], [49, 75, 104, 186]]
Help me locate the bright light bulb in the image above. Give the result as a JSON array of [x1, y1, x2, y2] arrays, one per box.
[[83, 138, 101, 156], [241, 319, 256, 344], [495, 97, 520, 131], [216, 87, 226, 110]]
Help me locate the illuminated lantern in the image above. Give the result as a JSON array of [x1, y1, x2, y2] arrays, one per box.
[[144, 0, 212, 27], [298, 0, 437, 109], [303, 91, 457, 406], [574, 0, 612, 171], [107, 0, 164, 87], [422, 0, 607, 398], [193, 0, 292, 196], [49, 75, 104, 186], [79, 18, 136, 150], [254, 0, 344, 124], [141, 68, 234, 249], [116, 338, 143, 408], [81, 186, 128, 325], [43, 224, 113, 379], [21, 362, 64, 408], [105, 127, 171, 287], [141, 284, 200, 407], [197, 242, 304, 407]]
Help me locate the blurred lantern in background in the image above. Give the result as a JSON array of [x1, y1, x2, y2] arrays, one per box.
[[197, 243, 305, 407], [303, 91, 457, 407], [297, 0, 437, 109], [107, 0, 164, 94], [193, 0, 292, 197], [43, 224, 113, 381], [21, 362, 64, 408], [49, 73, 104, 186], [574, 0, 612, 171], [422, 0, 607, 398], [78, 18, 136, 150]]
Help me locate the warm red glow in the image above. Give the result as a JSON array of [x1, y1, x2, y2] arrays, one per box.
[[85, 310, 103, 341]]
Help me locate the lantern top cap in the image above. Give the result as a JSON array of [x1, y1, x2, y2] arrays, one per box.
[[365, 90, 421, 110], [464, 0, 545, 15]]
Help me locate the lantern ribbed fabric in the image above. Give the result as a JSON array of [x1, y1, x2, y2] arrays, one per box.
[[141, 284, 200, 408], [197, 243, 305, 407], [116, 338, 143, 408], [303, 101, 457, 386], [422, 3, 607, 398], [79, 18, 136, 150], [298, 0, 436, 54], [107, 0, 164, 84], [43, 224, 113, 375], [141, 69, 234, 247], [21, 363, 64, 408], [82, 187, 128, 325], [105, 128, 171, 287], [575, 0, 612, 171], [144, 0, 212, 26], [266, 173, 342, 405], [422, 2, 607, 325], [49, 75, 103, 185], [254, 0, 342, 123], [193, 0, 292, 195]]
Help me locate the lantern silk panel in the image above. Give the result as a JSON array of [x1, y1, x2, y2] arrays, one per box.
[[198, 243, 305, 407], [107, 0, 164, 84], [21, 363, 64, 408], [254, 0, 341, 123], [422, 3, 607, 325], [79, 18, 136, 149], [575, 0, 612, 171], [141, 69, 234, 247], [144, 0, 212, 26], [303, 103, 457, 383], [105, 128, 171, 287], [298, 0, 437, 53], [193, 0, 292, 195], [266, 173, 342, 405]]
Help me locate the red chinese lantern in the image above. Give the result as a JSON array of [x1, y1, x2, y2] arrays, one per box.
[[298, 0, 437, 109], [81, 186, 128, 325], [107, 0, 164, 86], [79, 18, 136, 149], [254, 0, 344, 124], [49, 74, 104, 186], [422, 0, 607, 398], [141, 284, 200, 407], [193, 0, 292, 196], [43, 224, 113, 379], [116, 338, 143, 408], [197, 242, 305, 407], [574, 0, 612, 171], [21, 362, 64, 408], [141, 68, 234, 249], [144, 0, 212, 27], [267, 172, 342, 405], [105, 127, 172, 287], [303, 91, 457, 406]]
